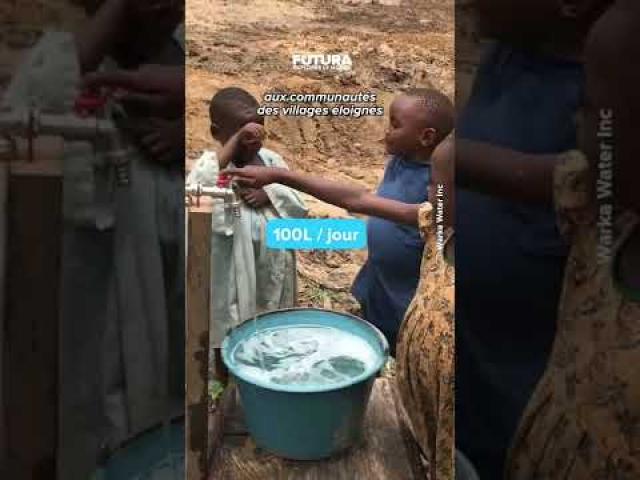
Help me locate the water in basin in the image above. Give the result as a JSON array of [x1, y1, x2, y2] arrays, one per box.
[[230, 325, 378, 388]]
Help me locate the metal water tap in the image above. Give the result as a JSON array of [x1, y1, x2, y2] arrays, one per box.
[[185, 181, 241, 232], [0, 106, 119, 144], [0, 106, 131, 184]]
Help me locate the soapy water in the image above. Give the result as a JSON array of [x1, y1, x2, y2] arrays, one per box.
[[232, 325, 379, 387]]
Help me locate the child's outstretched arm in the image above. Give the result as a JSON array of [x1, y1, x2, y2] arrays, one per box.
[[456, 139, 560, 206], [83, 65, 185, 117], [227, 167, 420, 226]]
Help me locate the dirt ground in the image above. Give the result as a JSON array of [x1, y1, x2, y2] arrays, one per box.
[[186, 0, 455, 315]]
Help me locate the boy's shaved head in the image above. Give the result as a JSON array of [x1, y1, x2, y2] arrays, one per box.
[[209, 87, 264, 136], [385, 88, 454, 159], [405, 88, 455, 144]]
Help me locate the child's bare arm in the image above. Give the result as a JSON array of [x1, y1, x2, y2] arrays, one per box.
[[352, 193, 420, 226], [75, 0, 128, 73], [456, 139, 558, 206], [83, 65, 185, 117], [218, 123, 264, 169], [228, 167, 420, 226], [218, 132, 243, 170]]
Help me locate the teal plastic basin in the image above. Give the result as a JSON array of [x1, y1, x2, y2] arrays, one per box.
[[221, 308, 389, 460], [93, 420, 184, 479]]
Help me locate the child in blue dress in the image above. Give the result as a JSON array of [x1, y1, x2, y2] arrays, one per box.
[[351, 88, 454, 353]]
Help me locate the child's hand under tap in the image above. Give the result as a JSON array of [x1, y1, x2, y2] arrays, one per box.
[[239, 187, 271, 209], [83, 64, 185, 118], [137, 117, 184, 165]]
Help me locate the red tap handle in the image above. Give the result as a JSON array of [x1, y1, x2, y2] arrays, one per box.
[[74, 90, 109, 117], [216, 173, 231, 188]]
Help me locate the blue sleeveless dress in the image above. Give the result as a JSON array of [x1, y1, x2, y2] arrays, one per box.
[[456, 43, 583, 478], [352, 156, 430, 354]]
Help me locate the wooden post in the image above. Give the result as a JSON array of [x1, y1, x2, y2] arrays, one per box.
[[3, 140, 63, 478], [186, 206, 212, 480]]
